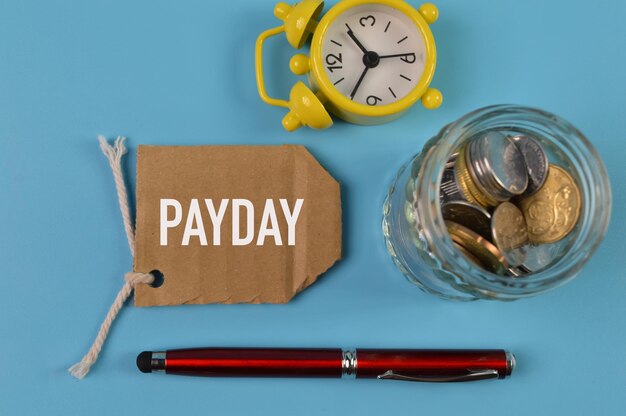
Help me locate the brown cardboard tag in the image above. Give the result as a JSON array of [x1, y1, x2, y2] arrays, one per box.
[[133, 145, 341, 306]]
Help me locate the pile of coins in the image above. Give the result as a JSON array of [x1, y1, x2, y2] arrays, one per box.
[[439, 131, 582, 276]]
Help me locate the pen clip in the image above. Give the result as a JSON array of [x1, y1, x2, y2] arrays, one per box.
[[376, 369, 500, 383]]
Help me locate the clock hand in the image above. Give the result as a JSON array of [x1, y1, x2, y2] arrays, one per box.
[[350, 66, 369, 100], [345, 24, 369, 54], [378, 53, 415, 59]]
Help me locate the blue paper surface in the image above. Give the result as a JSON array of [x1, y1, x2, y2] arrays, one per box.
[[1, 0, 625, 414]]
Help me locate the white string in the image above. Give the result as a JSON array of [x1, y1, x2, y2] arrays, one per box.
[[98, 136, 136, 257], [68, 137, 154, 379]]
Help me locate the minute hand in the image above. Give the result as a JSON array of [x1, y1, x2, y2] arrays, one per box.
[[379, 53, 415, 59], [350, 66, 369, 100]]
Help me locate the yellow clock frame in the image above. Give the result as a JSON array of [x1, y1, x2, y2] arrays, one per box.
[[255, 0, 442, 131]]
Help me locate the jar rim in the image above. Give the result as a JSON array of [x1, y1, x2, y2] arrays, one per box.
[[416, 105, 612, 298]]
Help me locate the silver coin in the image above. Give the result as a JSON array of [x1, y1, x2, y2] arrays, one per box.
[[445, 152, 459, 169], [507, 264, 533, 277], [442, 200, 492, 241], [468, 132, 529, 200], [522, 240, 563, 271], [439, 167, 464, 204], [491, 202, 529, 267], [440, 153, 461, 203], [510, 135, 549, 196], [507, 242, 562, 276]]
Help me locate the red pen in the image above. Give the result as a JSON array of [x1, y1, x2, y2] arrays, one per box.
[[137, 348, 515, 382]]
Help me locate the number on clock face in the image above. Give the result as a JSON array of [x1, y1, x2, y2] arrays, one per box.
[[321, 4, 427, 106]]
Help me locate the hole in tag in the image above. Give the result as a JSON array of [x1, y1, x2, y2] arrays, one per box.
[[149, 270, 165, 288]]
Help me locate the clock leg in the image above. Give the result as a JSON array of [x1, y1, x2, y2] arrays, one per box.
[[419, 3, 440, 25], [422, 88, 443, 110]]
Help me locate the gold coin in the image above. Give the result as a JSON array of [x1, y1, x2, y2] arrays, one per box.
[[453, 242, 485, 268], [446, 220, 508, 274], [491, 202, 529, 267], [518, 165, 581, 244], [454, 145, 500, 208]]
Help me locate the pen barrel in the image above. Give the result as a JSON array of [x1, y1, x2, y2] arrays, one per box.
[[355, 349, 512, 380], [165, 348, 343, 378]]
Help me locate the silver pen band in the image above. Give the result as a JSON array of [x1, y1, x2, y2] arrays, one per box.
[[151, 352, 166, 373], [341, 349, 357, 379]]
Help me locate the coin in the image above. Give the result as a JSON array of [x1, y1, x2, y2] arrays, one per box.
[[518, 165, 581, 244], [453, 242, 485, 268], [507, 264, 533, 277], [440, 153, 462, 203], [522, 240, 563, 271], [446, 220, 508, 274], [491, 202, 529, 267], [510, 135, 549, 196], [445, 152, 459, 169], [468, 131, 529, 200], [454, 145, 500, 208], [442, 201, 492, 241], [440, 166, 464, 204]]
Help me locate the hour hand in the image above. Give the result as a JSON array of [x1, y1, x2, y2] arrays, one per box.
[[346, 24, 368, 54]]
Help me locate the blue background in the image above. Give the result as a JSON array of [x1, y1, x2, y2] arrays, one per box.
[[1, 0, 624, 414]]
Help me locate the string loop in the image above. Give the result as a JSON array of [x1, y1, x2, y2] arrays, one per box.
[[68, 137, 151, 380]]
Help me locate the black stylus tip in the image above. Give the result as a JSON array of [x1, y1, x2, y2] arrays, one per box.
[[136, 351, 153, 373]]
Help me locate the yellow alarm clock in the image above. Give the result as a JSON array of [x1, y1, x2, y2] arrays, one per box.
[[255, 0, 442, 131]]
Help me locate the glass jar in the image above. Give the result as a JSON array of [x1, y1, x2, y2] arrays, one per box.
[[382, 105, 612, 301]]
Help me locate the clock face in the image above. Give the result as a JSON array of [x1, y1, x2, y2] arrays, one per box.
[[321, 4, 427, 107]]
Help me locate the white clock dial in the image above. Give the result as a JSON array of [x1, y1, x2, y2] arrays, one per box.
[[321, 4, 427, 106]]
